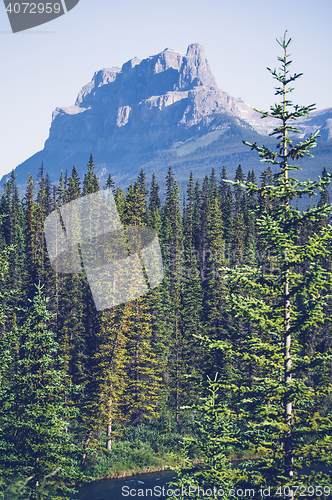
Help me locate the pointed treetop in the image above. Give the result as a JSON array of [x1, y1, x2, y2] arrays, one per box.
[[83, 154, 99, 195]]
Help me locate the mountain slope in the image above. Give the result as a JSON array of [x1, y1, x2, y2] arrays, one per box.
[[2, 43, 332, 191]]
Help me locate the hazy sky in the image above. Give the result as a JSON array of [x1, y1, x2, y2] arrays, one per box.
[[0, 0, 331, 180]]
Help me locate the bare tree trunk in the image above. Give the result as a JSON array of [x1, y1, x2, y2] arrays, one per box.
[[282, 41, 293, 490], [106, 421, 112, 451], [81, 430, 92, 464], [106, 398, 112, 451], [284, 264, 293, 480]]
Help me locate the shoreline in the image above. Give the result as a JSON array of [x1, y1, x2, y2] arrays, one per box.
[[89, 465, 174, 482], [82, 454, 256, 483]]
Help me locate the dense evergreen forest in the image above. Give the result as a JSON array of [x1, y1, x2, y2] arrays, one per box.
[[1, 34, 332, 499], [1, 157, 332, 498]]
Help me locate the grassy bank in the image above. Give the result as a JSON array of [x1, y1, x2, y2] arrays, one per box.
[[82, 424, 197, 481], [81, 422, 259, 483]]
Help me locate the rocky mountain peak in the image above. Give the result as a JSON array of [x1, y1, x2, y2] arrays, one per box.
[[179, 43, 216, 89], [38, 43, 279, 169], [48, 43, 242, 153], [4, 43, 331, 192]]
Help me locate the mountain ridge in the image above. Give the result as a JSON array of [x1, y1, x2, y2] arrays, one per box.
[[2, 43, 332, 191]]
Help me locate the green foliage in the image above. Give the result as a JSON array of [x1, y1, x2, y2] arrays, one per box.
[[220, 32, 332, 494], [82, 421, 193, 480], [0, 284, 82, 499], [1, 79, 332, 499], [169, 375, 245, 500], [82, 154, 99, 195]]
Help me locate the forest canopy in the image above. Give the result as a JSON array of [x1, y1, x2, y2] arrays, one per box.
[[0, 33, 332, 500]]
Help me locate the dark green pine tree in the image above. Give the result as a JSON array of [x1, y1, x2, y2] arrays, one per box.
[[233, 164, 246, 262], [0, 284, 81, 499], [67, 165, 81, 202], [0, 170, 26, 303], [181, 172, 204, 404], [318, 167, 330, 207], [145, 173, 171, 420], [316, 167, 331, 231], [183, 172, 196, 256], [259, 164, 275, 213], [243, 170, 258, 267], [192, 179, 202, 255], [92, 305, 129, 450], [148, 172, 161, 211], [220, 175, 235, 258], [121, 298, 162, 426], [119, 177, 163, 426], [199, 175, 209, 276], [136, 169, 148, 208], [147, 172, 162, 233], [114, 186, 126, 224], [83, 154, 99, 196], [208, 167, 217, 198], [103, 172, 116, 195], [161, 166, 185, 423], [34, 166, 55, 298], [218, 166, 228, 208], [0, 243, 19, 380], [56, 164, 85, 388], [234, 164, 245, 215], [123, 181, 147, 227], [78, 155, 101, 459], [45, 172, 53, 216], [37, 162, 46, 212], [56, 171, 66, 207], [147, 275, 172, 421], [23, 173, 41, 301], [201, 181, 230, 377], [224, 32, 332, 493]]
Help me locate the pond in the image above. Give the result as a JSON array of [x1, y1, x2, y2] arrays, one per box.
[[71, 463, 332, 499], [72, 469, 177, 500]]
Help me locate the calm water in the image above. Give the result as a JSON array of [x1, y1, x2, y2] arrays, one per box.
[[71, 463, 332, 500], [72, 469, 176, 500]]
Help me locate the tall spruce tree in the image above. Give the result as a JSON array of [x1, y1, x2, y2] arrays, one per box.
[[181, 172, 204, 403], [77, 155, 101, 461], [224, 32, 332, 495], [120, 174, 163, 425], [171, 33, 332, 500], [67, 165, 81, 202], [83, 154, 99, 196], [0, 284, 81, 499], [93, 305, 128, 449], [0, 171, 26, 302], [147, 172, 162, 232], [162, 167, 185, 422], [103, 172, 116, 195]]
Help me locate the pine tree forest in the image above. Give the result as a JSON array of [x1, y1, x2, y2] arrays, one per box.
[[1, 34, 332, 499]]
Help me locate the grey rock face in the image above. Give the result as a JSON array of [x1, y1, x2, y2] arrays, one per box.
[[2, 43, 332, 191], [44, 43, 252, 158], [178, 44, 217, 89]]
